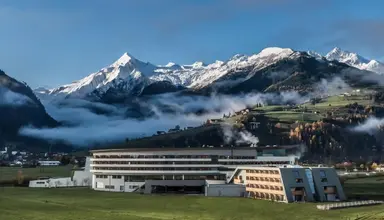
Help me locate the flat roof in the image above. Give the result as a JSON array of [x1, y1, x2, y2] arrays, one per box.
[[90, 147, 257, 153], [90, 145, 301, 153]]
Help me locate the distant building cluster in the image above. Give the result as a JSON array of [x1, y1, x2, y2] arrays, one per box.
[[0, 146, 69, 167]]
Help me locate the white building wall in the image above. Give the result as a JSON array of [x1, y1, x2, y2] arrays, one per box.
[[124, 182, 145, 192], [29, 177, 73, 188], [93, 175, 125, 192], [73, 171, 92, 187], [205, 184, 246, 197], [73, 156, 92, 187], [29, 180, 50, 188]]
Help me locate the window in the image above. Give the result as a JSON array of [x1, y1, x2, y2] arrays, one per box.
[[320, 170, 327, 182], [295, 178, 303, 183], [105, 185, 115, 189], [120, 186, 124, 191], [293, 170, 300, 178], [112, 175, 122, 179], [96, 175, 108, 179]]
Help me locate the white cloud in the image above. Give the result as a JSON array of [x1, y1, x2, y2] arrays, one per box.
[[20, 91, 305, 146], [0, 86, 33, 106], [351, 117, 384, 134]]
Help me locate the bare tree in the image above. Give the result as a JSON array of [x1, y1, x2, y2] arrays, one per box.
[[83, 178, 90, 186], [17, 170, 24, 185]]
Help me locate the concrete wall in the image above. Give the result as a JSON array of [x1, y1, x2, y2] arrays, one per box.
[[29, 177, 73, 188], [124, 182, 145, 192], [73, 170, 92, 187], [310, 168, 346, 202], [279, 168, 315, 202], [84, 156, 91, 171], [73, 157, 92, 187], [93, 175, 125, 192], [29, 179, 50, 188], [144, 180, 205, 194], [205, 184, 246, 197]]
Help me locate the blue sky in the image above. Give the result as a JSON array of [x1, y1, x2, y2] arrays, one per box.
[[1, 0, 384, 88]]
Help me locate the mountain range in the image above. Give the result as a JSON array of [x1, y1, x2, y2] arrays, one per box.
[[1, 46, 384, 151], [34, 47, 384, 103]]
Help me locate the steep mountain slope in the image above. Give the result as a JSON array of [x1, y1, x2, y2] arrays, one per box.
[[0, 70, 60, 150], [198, 52, 376, 95], [325, 47, 384, 75]]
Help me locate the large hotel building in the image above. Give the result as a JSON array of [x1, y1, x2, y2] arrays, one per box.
[[89, 146, 346, 203]]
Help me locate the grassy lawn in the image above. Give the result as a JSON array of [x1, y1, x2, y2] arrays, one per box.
[[253, 105, 284, 111], [301, 95, 372, 110], [264, 111, 323, 123], [344, 175, 384, 201], [0, 187, 383, 220], [0, 166, 72, 182]]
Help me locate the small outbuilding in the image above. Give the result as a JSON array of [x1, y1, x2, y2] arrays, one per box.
[[204, 180, 246, 197]]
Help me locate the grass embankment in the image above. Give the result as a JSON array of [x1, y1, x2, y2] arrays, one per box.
[[0, 187, 383, 220], [256, 95, 374, 124], [344, 175, 384, 201]]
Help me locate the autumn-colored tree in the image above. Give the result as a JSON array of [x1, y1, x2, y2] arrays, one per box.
[[371, 162, 378, 170]]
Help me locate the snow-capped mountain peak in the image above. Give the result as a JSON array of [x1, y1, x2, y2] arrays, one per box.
[[367, 60, 380, 67], [46, 52, 157, 99], [207, 60, 224, 69], [325, 47, 384, 74], [258, 47, 293, 58], [190, 61, 206, 69], [307, 51, 323, 60], [113, 52, 135, 66], [165, 62, 177, 67], [326, 47, 368, 66]]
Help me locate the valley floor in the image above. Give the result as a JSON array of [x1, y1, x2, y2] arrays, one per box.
[[0, 187, 383, 220]]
